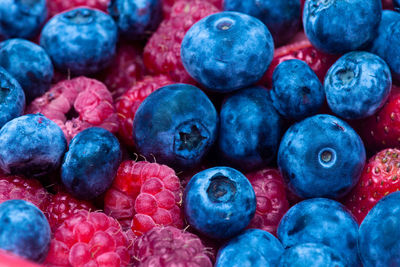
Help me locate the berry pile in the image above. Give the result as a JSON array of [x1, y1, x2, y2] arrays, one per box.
[[1, 0, 400, 266]]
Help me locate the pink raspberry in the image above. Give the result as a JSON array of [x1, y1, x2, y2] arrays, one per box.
[[47, 0, 109, 18], [144, 1, 219, 83], [44, 210, 131, 267], [45, 191, 95, 232], [116, 75, 174, 147], [104, 161, 183, 236], [245, 168, 289, 236], [97, 41, 145, 100], [133, 226, 212, 267], [26, 77, 119, 142], [0, 175, 49, 211], [162, 0, 222, 18]]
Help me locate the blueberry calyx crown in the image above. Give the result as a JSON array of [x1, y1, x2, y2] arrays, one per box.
[[63, 9, 95, 24], [174, 120, 209, 160], [207, 174, 237, 203], [318, 148, 337, 168], [215, 18, 235, 31]]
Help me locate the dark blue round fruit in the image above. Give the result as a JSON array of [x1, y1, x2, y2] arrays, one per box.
[[359, 191, 400, 266], [218, 86, 282, 172], [369, 10, 400, 82], [216, 229, 284, 266], [303, 0, 382, 54], [0, 199, 51, 262], [395, 0, 400, 11], [324, 51, 391, 120], [0, 67, 25, 129], [278, 114, 366, 199], [40, 7, 117, 76], [133, 83, 218, 170], [0, 0, 47, 40], [223, 0, 300, 46], [0, 39, 54, 103], [0, 114, 67, 178], [61, 127, 122, 200], [181, 11, 274, 92], [184, 167, 256, 239], [279, 243, 347, 267], [277, 198, 360, 267], [271, 59, 324, 120], [108, 0, 162, 40]]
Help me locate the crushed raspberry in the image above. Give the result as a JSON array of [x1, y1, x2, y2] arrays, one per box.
[[0, 175, 49, 211], [44, 210, 131, 267], [47, 0, 109, 18], [133, 226, 212, 267], [245, 168, 289, 236], [144, 0, 219, 83], [26, 77, 119, 142], [97, 41, 145, 100], [104, 161, 183, 236], [45, 191, 95, 232], [116, 75, 174, 147]]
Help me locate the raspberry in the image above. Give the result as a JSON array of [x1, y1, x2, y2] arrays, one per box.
[[162, 0, 222, 18], [133, 226, 212, 267], [44, 210, 131, 267], [47, 0, 109, 18], [26, 77, 119, 142], [144, 1, 219, 83], [116, 75, 174, 146], [0, 175, 49, 211], [45, 191, 95, 232], [104, 161, 183, 236], [97, 41, 145, 100], [0, 250, 44, 267], [245, 168, 289, 236]]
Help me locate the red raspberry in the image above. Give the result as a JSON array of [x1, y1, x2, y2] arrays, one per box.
[[356, 86, 400, 152], [47, 0, 109, 18], [245, 168, 289, 236], [97, 41, 145, 100], [44, 210, 131, 267], [45, 191, 95, 232], [104, 161, 183, 236], [144, 1, 219, 83], [343, 148, 400, 224], [0, 175, 49, 211], [133, 226, 212, 267], [116, 75, 174, 147], [26, 77, 119, 142], [262, 39, 339, 88], [0, 250, 44, 267], [162, 0, 222, 18]]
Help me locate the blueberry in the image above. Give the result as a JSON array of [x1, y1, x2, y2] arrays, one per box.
[[181, 11, 274, 92], [0, 114, 67, 178], [278, 114, 366, 198], [369, 10, 400, 82], [0, 0, 47, 40], [61, 127, 121, 200], [0, 39, 54, 103], [277, 198, 360, 267], [271, 59, 324, 120], [40, 7, 117, 76], [359, 191, 400, 266], [325, 52, 392, 120], [184, 167, 256, 239], [215, 229, 283, 266], [133, 84, 218, 170], [279, 243, 348, 267], [0, 67, 25, 129], [303, 0, 382, 54], [218, 87, 282, 172], [395, 0, 400, 11], [108, 0, 162, 40], [0, 200, 51, 262], [223, 0, 300, 46]]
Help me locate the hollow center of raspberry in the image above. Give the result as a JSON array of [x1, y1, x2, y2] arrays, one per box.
[[66, 107, 79, 120], [63, 9, 94, 24], [336, 68, 354, 84], [318, 148, 337, 167], [207, 175, 237, 203], [216, 18, 234, 31], [174, 122, 209, 159]]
